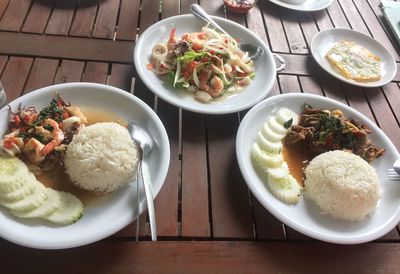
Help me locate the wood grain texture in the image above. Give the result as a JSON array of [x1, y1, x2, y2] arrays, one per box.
[[22, 0, 53, 34], [46, 0, 77, 35], [1, 57, 33, 102], [0, 0, 30, 31], [115, 0, 140, 41], [207, 115, 254, 239], [23, 58, 59, 93], [280, 10, 308, 54], [93, 0, 119, 39], [53, 60, 85, 83], [81, 62, 108, 83], [138, 0, 159, 35], [2, 241, 400, 273], [181, 111, 209, 237], [69, 0, 99, 37], [108, 63, 133, 91], [261, 1, 289, 53], [327, 0, 350, 29]]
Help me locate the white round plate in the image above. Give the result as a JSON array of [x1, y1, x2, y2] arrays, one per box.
[[0, 83, 170, 249], [311, 28, 397, 88], [134, 14, 276, 115], [236, 93, 400, 244], [269, 0, 334, 11]]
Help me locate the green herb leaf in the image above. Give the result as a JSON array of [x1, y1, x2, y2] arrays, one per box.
[[283, 118, 293, 129]]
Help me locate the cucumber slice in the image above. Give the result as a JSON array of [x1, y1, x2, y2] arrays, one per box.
[[0, 172, 36, 194], [11, 188, 61, 219], [0, 156, 30, 187], [251, 143, 283, 169], [267, 174, 301, 204], [0, 183, 47, 212], [0, 179, 36, 202], [45, 192, 83, 225]]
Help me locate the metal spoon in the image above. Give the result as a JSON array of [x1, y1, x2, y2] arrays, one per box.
[[189, 3, 264, 60], [128, 121, 157, 241]]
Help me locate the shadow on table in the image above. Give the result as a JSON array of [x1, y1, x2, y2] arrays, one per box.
[[35, 0, 101, 9]]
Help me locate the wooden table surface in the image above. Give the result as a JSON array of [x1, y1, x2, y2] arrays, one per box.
[[0, 0, 400, 273]]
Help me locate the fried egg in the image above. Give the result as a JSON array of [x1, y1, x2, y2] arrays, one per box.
[[326, 40, 381, 82]]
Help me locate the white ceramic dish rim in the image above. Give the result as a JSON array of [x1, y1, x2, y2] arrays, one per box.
[[310, 28, 397, 88], [133, 14, 276, 115], [0, 82, 171, 249], [269, 0, 334, 11], [236, 92, 400, 244]]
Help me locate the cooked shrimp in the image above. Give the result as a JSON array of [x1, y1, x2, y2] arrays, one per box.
[[40, 119, 64, 156], [167, 28, 178, 51], [24, 138, 45, 164], [65, 106, 88, 124], [61, 116, 82, 133], [199, 71, 224, 98]]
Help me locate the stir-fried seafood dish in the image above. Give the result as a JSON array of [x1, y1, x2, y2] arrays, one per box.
[[149, 26, 255, 103], [283, 104, 385, 162], [0, 95, 87, 171]]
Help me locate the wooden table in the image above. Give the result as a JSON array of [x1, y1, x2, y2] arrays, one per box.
[[1, 0, 400, 273]]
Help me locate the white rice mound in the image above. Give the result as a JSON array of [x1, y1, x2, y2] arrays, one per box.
[[64, 122, 139, 193], [304, 150, 381, 222]]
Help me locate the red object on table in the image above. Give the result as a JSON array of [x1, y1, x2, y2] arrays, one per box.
[[223, 0, 257, 13]]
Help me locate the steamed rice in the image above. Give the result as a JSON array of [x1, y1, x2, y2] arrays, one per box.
[[64, 122, 139, 193], [304, 150, 381, 222]]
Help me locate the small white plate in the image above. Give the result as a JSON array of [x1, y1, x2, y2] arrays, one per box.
[[311, 28, 397, 88], [269, 0, 334, 11], [0, 83, 170, 249], [236, 93, 400, 244], [134, 14, 276, 115]]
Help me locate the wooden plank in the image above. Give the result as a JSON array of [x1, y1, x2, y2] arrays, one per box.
[[23, 58, 59, 93], [109, 63, 133, 91], [201, 1, 225, 17], [260, 1, 290, 53], [279, 75, 300, 93], [297, 12, 318, 49], [22, 0, 53, 34], [342, 84, 375, 123], [207, 115, 254, 238], [1, 57, 33, 102], [93, 0, 119, 39], [337, 0, 369, 35], [138, 0, 159, 35], [298, 76, 324, 96], [181, 111, 209, 237], [69, 0, 99, 38], [54, 60, 85, 83], [253, 200, 285, 240], [0, 31, 134, 63], [353, 0, 400, 61], [0, 55, 8, 74], [0, 0, 30, 31], [161, 0, 179, 19], [0, 0, 10, 19], [364, 88, 400, 150], [2, 241, 400, 273], [246, 4, 269, 47], [152, 102, 180, 237], [115, 0, 140, 41], [326, 0, 350, 29], [280, 10, 308, 54], [81, 62, 108, 83], [320, 76, 348, 105], [46, 0, 77, 35], [382, 82, 400, 126], [313, 10, 334, 30]]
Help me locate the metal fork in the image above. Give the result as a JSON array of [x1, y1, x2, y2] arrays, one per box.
[[387, 159, 400, 181]]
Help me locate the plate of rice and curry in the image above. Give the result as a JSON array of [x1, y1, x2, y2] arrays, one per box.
[[236, 93, 400, 244], [0, 83, 170, 249]]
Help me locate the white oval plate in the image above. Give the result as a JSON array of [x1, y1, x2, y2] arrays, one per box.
[[236, 93, 400, 244], [134, 14, 276, 115], [0, 83, 170, 249], [311, 28, 397, 88], [269, 0, 334, 11]]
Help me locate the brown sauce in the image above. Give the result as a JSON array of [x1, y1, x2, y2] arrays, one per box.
[[33, 107, 126, 205], [282, 143, 317, 187]]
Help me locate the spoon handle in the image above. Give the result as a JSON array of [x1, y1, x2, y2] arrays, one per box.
[[190, 4, 230, 37], [141, 157, 157, 241]]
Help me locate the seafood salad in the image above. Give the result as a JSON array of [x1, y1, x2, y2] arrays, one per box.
[[149, 26, 255, 103], [0, 95, 88, 171]]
